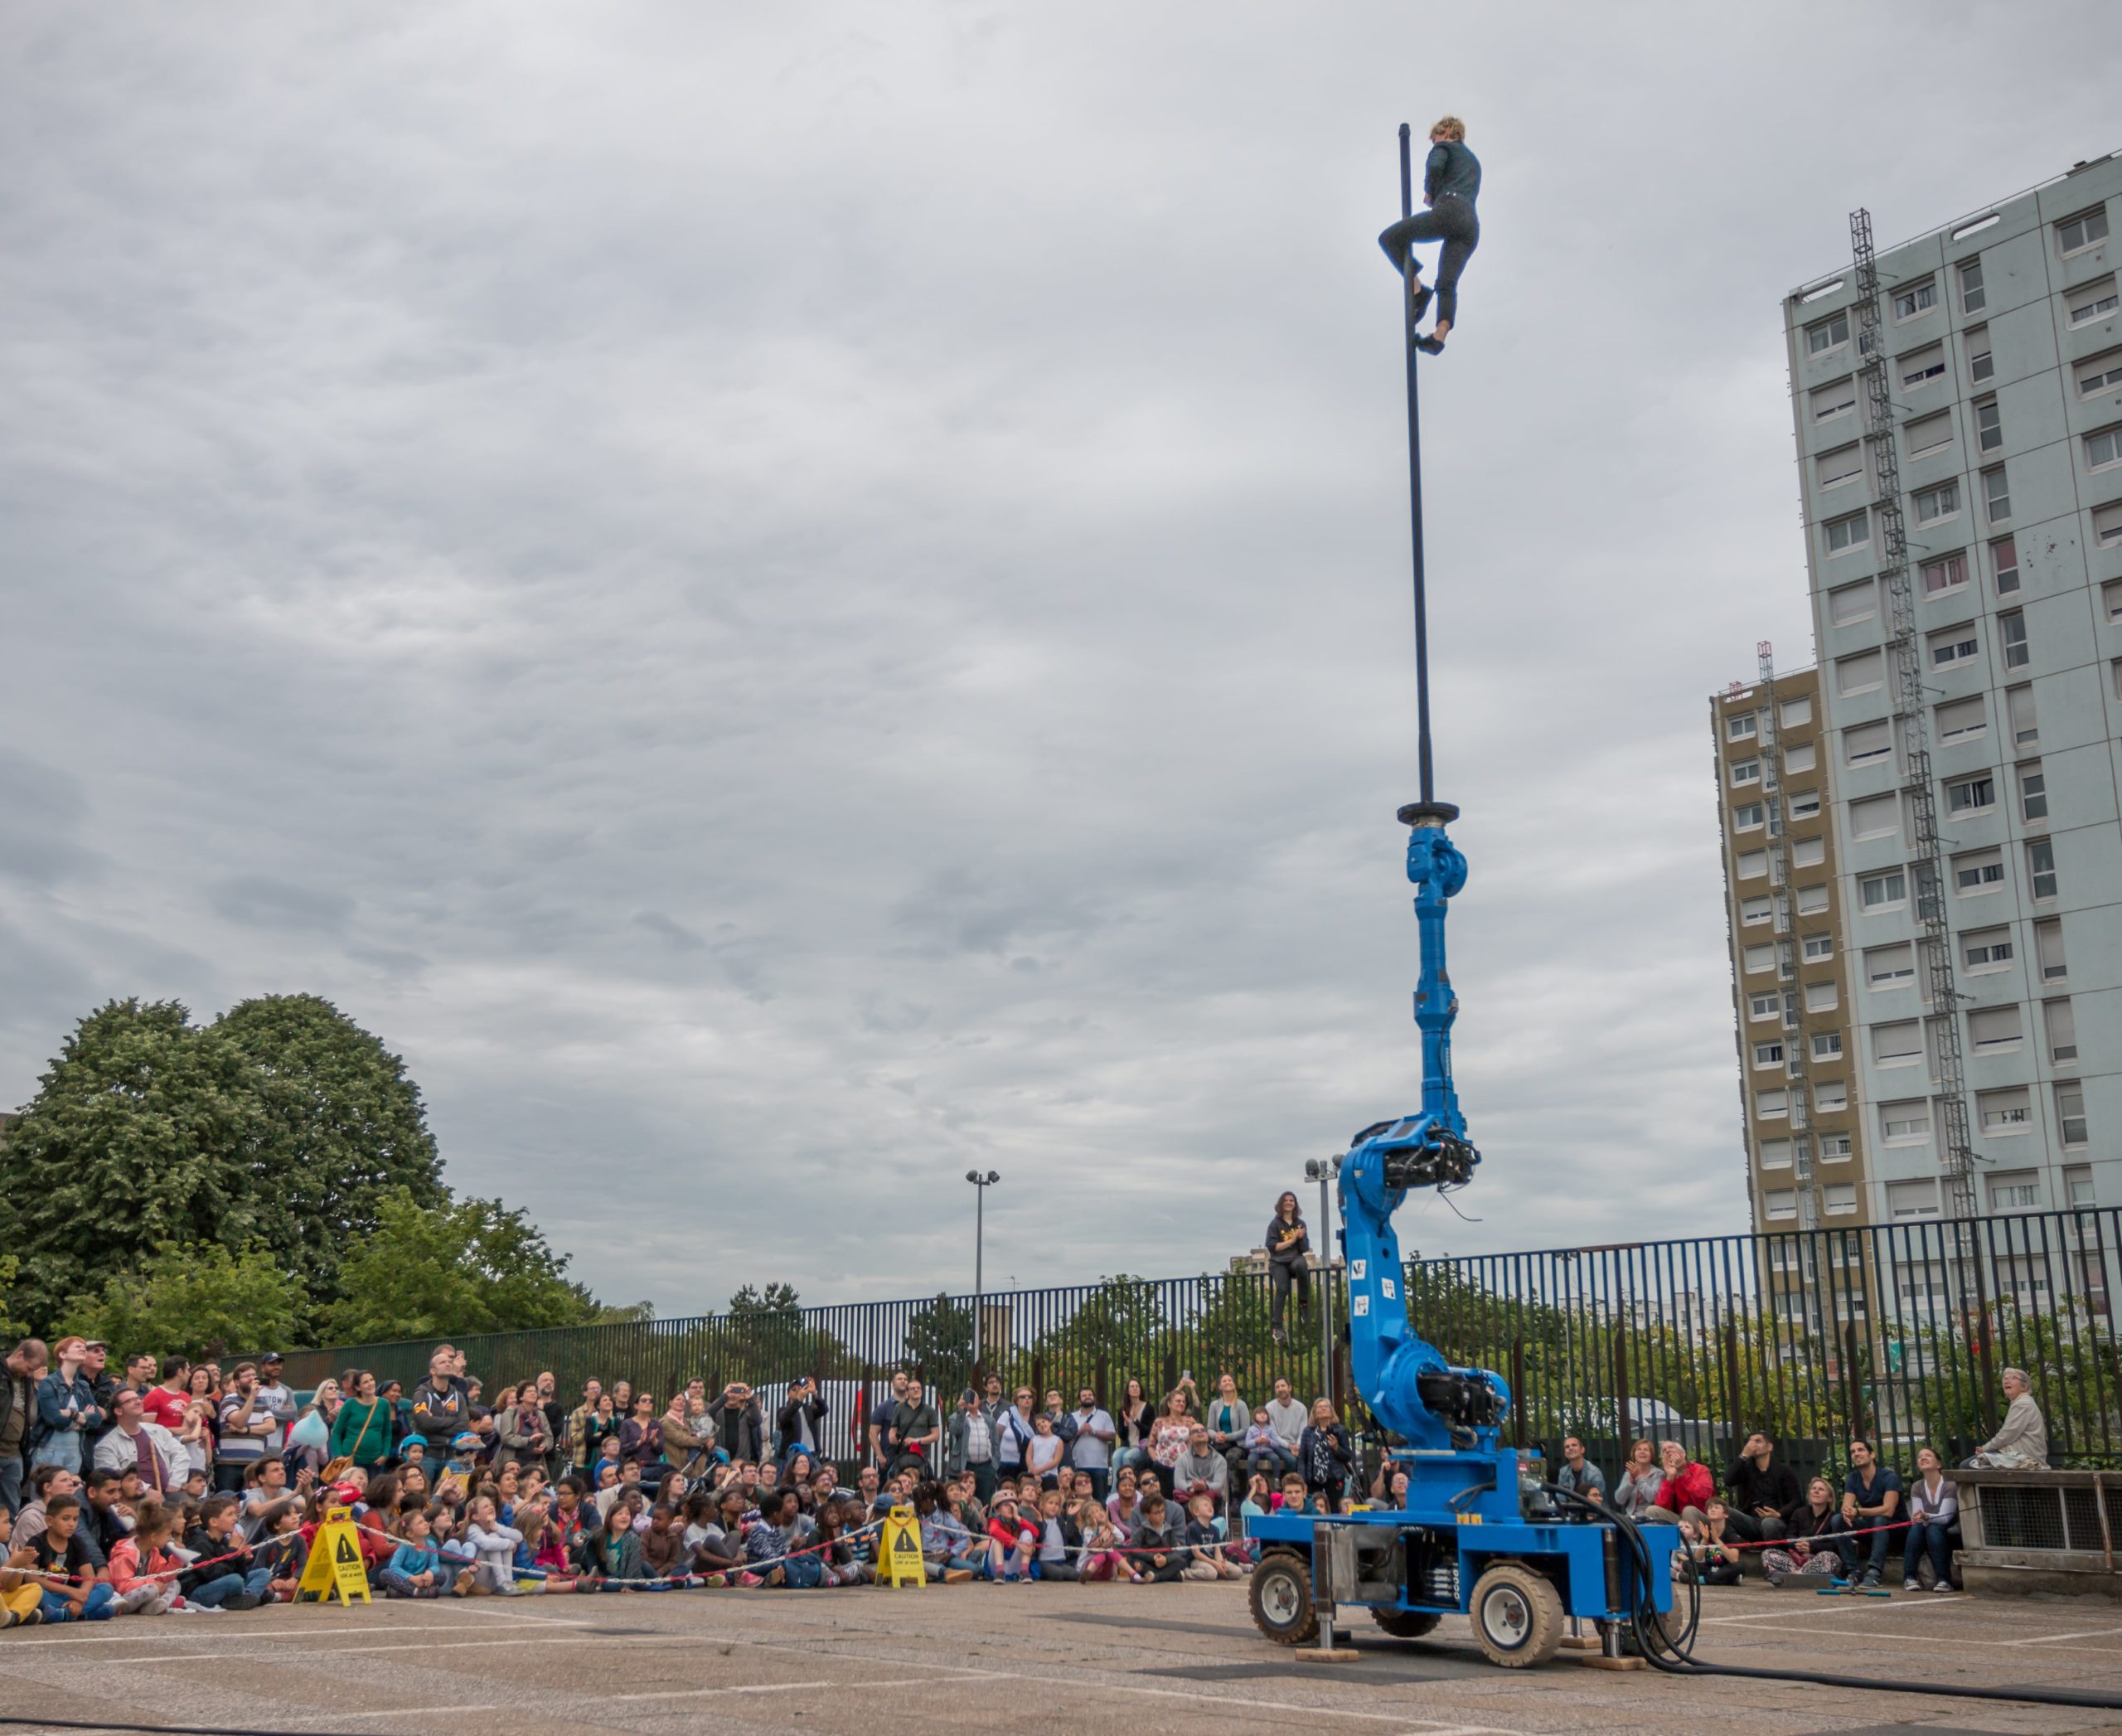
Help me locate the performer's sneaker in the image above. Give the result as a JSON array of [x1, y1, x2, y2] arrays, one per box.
[[1415, 335, 1446, 355], [1407, 284, 1433, 322]]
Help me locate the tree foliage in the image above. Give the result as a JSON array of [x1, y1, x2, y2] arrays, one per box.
[[903, 1292, 974, 1398], [211, 993, 448, 1306], [323, 1189, 610, 1343], [59, 1242, 306, 1361], [0, 1000, 265, 1329], [729, 1283, 801, 1317]]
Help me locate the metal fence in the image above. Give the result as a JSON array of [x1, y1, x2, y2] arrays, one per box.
[[275, 1207, 2122, 1473]]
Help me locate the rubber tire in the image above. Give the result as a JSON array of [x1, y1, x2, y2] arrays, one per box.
[[1469, 1561, 1563, 1669], [1371, 1607, 1444, 1640], [1250, 1552, 1320, 1646]]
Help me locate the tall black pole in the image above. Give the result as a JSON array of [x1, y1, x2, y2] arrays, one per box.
[[1398, 123, 1435, 806]]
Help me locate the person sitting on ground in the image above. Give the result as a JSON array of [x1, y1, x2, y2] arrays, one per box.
[[1078, 1499, 1136, 1583], [1967, 1368, 2048, 1469], [1181, 1492, 1243, 1581], [1839, 1438, 1902, 1589], [31, 1495, 114, 1623], [182, 1494, 273, 1610], [1722, 1431, 1797, 1544], [813, 1500, 867, 1587], [1612, 1438, 1664, 1523], [379, 1507, 446, 1599], [257, 1506, 308, 1602], [635, 1502, 686, 1585], [104, 1498, 182, 1616], [588, 1501, 649, 1591], [1902, 1447, 1960, 1593], [1555, 1435, 1605, 1506], [465, 1493, 525, 1596], [1031, 1486, 1080, 1582], [983, 1492, 1037, 1583], [1650, 1440, 1713, 1532], [1104, 1465, 1138, 1529], [913, 1483, 979, 1583], [1129, 1489, 1189, 1583], [1679, 1501, 1744, 1586]]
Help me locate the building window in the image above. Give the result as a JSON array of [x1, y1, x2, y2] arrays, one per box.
[[1844, 721, 1892, 768], [1872, 1021, 1923, 1067], [1945, 773, 1994, 815], [1990, 535, 2020, 594], [1805, 978, 1839, 1011], [1803, 934, 1835, 962], [1914, 480, 1960, 525], [1820, 1132, 1853, 1160], [1811, 1030, 1843, 1060], [2008, 683, 2037, 748], [1954, 849, 2004, 895], [1962, 928, 2013, 972], [1974, 398, 2003, 454], [1968, 326, 1994, 384], [1826, 510, 1871, 555], [1958, 257, 1987, 314], [1785, 741, 1817, 773], [2044, 997, 2078, 1064], [1796, 883, 1829, 915], [1919, 553, 1967, 597], [1899, 344, 1946, 390], [1837, 650, 1884, 696], [1983, 466, 2011, 522], [2068, 277, 2118, 327], [1733, 803, 1765, 832], [1752, 1040, 1785, 1068], [1881, 1100, 1931, 1143], [1824, 1183, 1858, 1216], [2059, 206, 2111, 257], [1829, 579, 1877, 626], [1726, 711, 1757, 740], [2066, 1164, 2095, 1208], [2078, 348, 2122, 399], [2057, 1082, 2089, 1148], [1933, 697, 1984, 745], [1968, 1005, 2023, 1055], [1906, 411, 1954, 459], [1998, 610, 2028, 668], [1894, 279, 1939, 321], [1987, 1168, 2039, 1210], [1788, 788, 1822, 820], [1807, 310, 1850, 353], [1792, 836, 1825, 869], [2097, 503, 2122, 550], [2027, 837, 2057, 900], [2036, 918, 2066, 983], [1736, 848, 1767, 880], [1764, 1190, 1799, 1222], [1850, 792, 1900, 840], [2113, 657, 2122, 701], [1759, 1137, 1794, 1170], [2086, 423, 2122, 473], [1859, 869, 1907, 909], [1813, 377, 1859, 422], [1929, 623, 1978, 667], [1865, 943, 1915, 987], [1747, 990, 1780, 1020], [1741, 895, 1772, 926], [1756, 1089, 1789, 1119], [1743, 943, 1776, 974], [1781, 695, 1813, 727], [1888, 1179, 1940, 1220], [2018, 762, 2047, 822], [1730, 758, 1761, 787], [1814, 444, 1865, 490]]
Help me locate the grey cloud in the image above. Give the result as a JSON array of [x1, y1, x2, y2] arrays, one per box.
[[209, 876, 356, 933]]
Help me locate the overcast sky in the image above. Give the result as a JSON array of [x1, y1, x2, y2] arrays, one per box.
[[4, 4, 2119, 1315]]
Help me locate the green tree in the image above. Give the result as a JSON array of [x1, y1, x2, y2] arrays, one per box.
[[323, 1188, 607, 1342], [0, 1000, 264, 1330], [1030, 1275, 1168, 1398], [59, 1241, 306, 1361], [903, 1292, 974, 1398], [211, 994, 448, 1309], [0, 1254, 27, 1341], [730, 1283, 801, 1317]]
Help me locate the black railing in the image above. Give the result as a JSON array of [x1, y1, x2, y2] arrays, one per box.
[[275, 1208, 2122, 1472]]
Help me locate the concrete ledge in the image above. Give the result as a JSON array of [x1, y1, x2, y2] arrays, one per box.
[[1962, 1560, 2122, 1600]]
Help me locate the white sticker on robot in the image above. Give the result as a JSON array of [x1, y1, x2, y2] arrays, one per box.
[[1353, 1295, 1370, 1317], [1381, 1277, 1397, 1301], [1350, 1259, 1367, 1282]]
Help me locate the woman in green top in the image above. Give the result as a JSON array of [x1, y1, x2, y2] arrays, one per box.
[[329, 1370, 395, 1468]]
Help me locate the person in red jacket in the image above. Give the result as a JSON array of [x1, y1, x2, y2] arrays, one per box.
[[1653, 1440, 1713, 1530]]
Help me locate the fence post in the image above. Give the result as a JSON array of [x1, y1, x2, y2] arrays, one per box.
[[1722, 1317, 1744, 1433], [1095, 1354, 1108, 1411], [1031, 1355, 1045, 1408], [1510, 1336, 1527, 1452], [1161, 1350, 1177, 1398], [1843, 1321, 1865, 1439], [1611, 1317, 1631, 1451]]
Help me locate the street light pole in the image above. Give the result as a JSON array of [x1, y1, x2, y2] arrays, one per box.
[[965, 1170, 1000, 1371]]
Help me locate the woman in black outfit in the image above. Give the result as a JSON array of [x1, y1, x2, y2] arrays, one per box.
[[1112, 1377, 1153, 1474], [1266, 1192, 1311, 1343]]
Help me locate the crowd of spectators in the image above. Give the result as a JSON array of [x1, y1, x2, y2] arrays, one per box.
[[0, 1336, 1381, 1622], [0, 1327, 2053, 1622]]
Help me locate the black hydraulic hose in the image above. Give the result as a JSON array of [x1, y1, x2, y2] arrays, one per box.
[[1537, 1484, 2122, 1713]]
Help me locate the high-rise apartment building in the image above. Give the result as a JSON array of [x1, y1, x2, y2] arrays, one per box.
[[1766, 151, 2120, 1229], [1712, 662, 1867, 1231]]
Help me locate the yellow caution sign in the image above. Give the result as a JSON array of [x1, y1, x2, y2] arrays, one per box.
[[879, 1502, 925, 1588], [297, 1506, 373, 1605]]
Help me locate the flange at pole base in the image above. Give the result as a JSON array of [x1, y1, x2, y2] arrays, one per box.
[[1398, 801, 1461, 828]]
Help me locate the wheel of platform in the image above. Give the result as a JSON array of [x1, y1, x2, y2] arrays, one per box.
[[1249, 1551, 1320, 1646], [1370, 1607, 1444, 1640], [1468, 1561, 1563, 1668]]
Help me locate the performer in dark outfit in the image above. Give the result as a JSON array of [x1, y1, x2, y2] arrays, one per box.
[[1376, 116, 1481, 353]]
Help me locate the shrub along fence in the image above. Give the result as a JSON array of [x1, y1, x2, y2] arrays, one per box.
[[275, 1207, 2122, 1474]]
